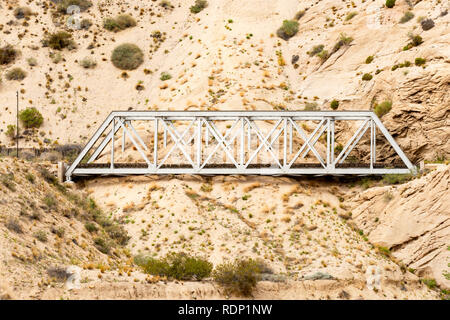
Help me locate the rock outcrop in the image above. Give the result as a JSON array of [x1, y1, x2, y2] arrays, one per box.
[[349, 165, 450, 289]]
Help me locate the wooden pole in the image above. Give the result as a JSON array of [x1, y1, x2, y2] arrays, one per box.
[[16, 91, 19, 158]]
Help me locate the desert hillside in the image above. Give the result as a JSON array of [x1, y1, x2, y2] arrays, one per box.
[[0, 0, 448, 161], [0, 0, 449, 300], [0, 157, 446, 299]]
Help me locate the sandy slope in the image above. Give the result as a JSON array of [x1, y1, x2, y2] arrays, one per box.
[[0, 158, 441, 299], [0, 0, 449, 300], [349, 164, 450, 289], [0, 0, 448, 160]]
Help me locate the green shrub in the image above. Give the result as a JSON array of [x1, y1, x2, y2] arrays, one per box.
[[400, 11, 414, 23], [160, 72, 172, 81], [79, 57, 97, 69], [6, 124, 16, 139], [335, 143, 343, 154], [421, 278, 437, 289], [6, 68, 26, 81], [345, 12, 357, 21], [377, 246, 391, 257], [34, 230, 48, 242], [415, 57, 426, 66], [80, 18, 93, 30], [411, 34, 423, 46], [27, 57, 37, 66], [330, 99, 339, 110], [1, 174, 16, 191], [213, 259, 267, 297], [103, 18, 120, 31], [85, 222, 97, 233], [190, 0, 208, 14], [136, 252, 213, 280], [362, 73, 373, 81], [365, 55, 374, 64], [105, 224, 130, 245], [14, 7, 32, 19], [43, 194, 57, 209], [382, 173, 413, 185], [19, 107, 43, 128], [116, 14, 136, 28], [104, 14, 136, 32], [374, 100, 392, 117], [332, 33, 353, 53], [304, 102, 318, 111], [44, 31, 75, 50], [294, 10, 306, 20], [58, 0, 92, 13], [52, 227, 65, 238], [276, 20, 299, 40], [38, 167, 59, 186], [160, 0, 174, 9], [111, 43, 144, 70], [94, 237, 111, 254], [317, 50, 329, 61], [25, 173, 35, 183], [385, 0, 396, 8], [420, 18, 435, 31], [401, 60, 411, 67], [308, 44, 324, 57], [0, 45, 19, 65], [6, 218, 23, 233], [51, 52, 63, 64]]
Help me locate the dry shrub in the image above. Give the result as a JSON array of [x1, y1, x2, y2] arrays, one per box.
[[213, 259, 269, 297], [0, 45, 19, 65], [111, 43, 144, 70]]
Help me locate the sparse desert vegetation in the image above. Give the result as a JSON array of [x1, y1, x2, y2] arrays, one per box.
[[43, 31, 76, 51], [111, 44, 144, 70], [57, 0, 93, 13], [5, 68, 27, 81], [19, 107, 44, 128], [373, 101, 392, 118], [276, 20, 299, 40], [190, 0, 208, 14], [0, 45, 19, 65], [0, 0, 447, 301], [104, 14, 137, 32]]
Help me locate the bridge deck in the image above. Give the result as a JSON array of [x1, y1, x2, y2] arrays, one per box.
[[77, 162, 406, 169]]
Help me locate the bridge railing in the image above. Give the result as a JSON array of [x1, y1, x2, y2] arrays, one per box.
[[65, 111, 415, 181]]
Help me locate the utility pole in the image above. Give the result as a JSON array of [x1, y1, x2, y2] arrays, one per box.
[[16, 91, 19, 158]]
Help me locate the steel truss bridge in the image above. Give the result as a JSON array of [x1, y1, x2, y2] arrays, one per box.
[[65, 111, 415, 181]]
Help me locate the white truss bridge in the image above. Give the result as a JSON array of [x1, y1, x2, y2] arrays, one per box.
[[65, 111, 415, 181]]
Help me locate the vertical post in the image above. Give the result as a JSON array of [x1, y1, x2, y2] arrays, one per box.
[[289, 119, 293, 154], [197, 118, 202, 168], [16, 91, 19, 158], [163, 121, 167, 148], [154, 118, 158, 167], [122, 121, 126, 153], [326, 118, 330, 168], [373, 121, 376, 165], [330, 117, 335, 169], [57, 161, 65, 183], [247, 120, 251, 152], [205, 123, 209, 147], [370, 119, 374, 170], [240, 117, 244, 167], [110, 118, 115, 169], [283, 118, 287, 167]]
